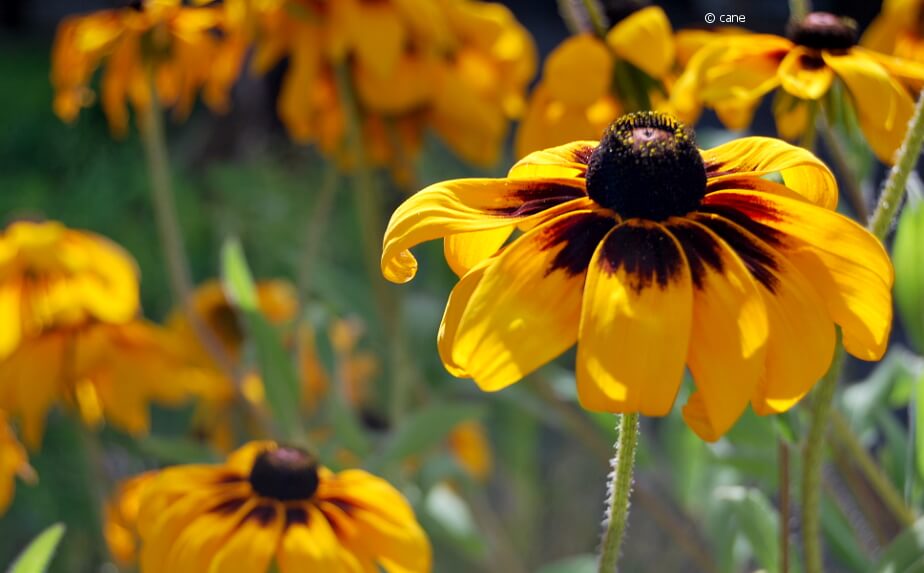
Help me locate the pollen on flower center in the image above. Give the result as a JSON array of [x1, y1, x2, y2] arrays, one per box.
[[249, 446, 320, 501], [788, 12, 858, 51], [585, 111, 706, 221]]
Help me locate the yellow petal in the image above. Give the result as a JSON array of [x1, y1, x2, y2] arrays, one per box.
[[345, 0, 405, 78], [450, 210, 615, 391], [515, 84, 617, 157], [277, 506, 342, 573], [860, 47, 924, 93], [701, 136, 837, 209], [778, 46, 834, 100], [669, 221, 768, 441], [354, 54, 434, 114], [438, 261, 490, 379], [381, 178, 586, 284], [704, 190, 893, 360], [543, 35, 613, 106], [277, 33, 320, 143], [606, 6, 674, 78], [824, 50, 912, 164], [508, 140, 596, 180], [208, 502, 284, 573], [575, 221, 692, 415], [444, 227, 512, 278], [0, 280, 22, 360], [772, 92, 813, 142]]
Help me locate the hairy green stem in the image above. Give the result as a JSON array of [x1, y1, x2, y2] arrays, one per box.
[[802, 344, 845, 573], [580, 0, 608, 37], [598, 413, 640, 573], [871, 91, 924, 240], [818, 116, 869, 221]]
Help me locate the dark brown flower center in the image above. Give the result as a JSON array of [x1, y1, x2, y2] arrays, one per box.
[[788, 12, 857, 51], [585, 112, 706, 221], [602, 0, 648, 27], [249, 447, 320, 501]]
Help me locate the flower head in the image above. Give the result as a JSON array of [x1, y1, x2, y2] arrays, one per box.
[[0, 410, 34, 515], [675, 12, 924, 164], [135, 441, 431, 572], [0, 220, 138, 360], [382, 111, 893, 440], [51, 0, 244, 135]]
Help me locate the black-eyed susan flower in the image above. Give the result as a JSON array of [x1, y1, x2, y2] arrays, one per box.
[[382, 111, 893, 441], [135, 441, 432, 572], [0, 410, 34, 515], [51, 0, 244, 135], [864, 0, 924, 63], [674, 12, 924, 164], [515, 0, 674, 157], [246, 0, 534, 175], [0, 220, 138, 360]]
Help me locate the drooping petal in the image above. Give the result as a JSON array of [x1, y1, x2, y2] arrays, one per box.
[[448, 210, 616, 391], [277, 506, 342, 573], [698, 35, 788, 104], [606, 6, 674, 79], [575, 221, 692, 415], [824, 50, 913, 164], [508, 140, 596, 180], [772, 91, 814, 142], [207, 502, 284, 573], [443, 227, 512, 277], [277, 33, 321, 143], [438, 261, 489, 378], [668, 220, 768, 441], [381, 178, 587, 284], [543, 35, 613, 106], [691, 213, 835, 415], [704, 190, 893, 360], [778, 47, 834, 100], [0, 280, 22, 360], [702, 136, 837, 209], [343, 0, 405, 79], [860, 47, 924, 93]]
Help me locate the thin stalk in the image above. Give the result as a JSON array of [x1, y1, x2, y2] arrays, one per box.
[[802, 343, 845, 573], [870, 90, 924, 240], [598, 413, 640, 573], [789, 0, 810, 21], [780, 441, 791, 573], [818, 116, 869, 221], [830, 411, 916, 526], [580, 0, 608, 37], [297, 163, 341, 297]]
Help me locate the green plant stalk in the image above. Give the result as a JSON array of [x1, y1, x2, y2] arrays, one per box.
[[598, 413, 640, 573], [789, 0, 810, 21], [818, 115, 869, 221], [870, 91, 924, 240], [580, 0, 608, 37], [802, 344, 845, 573], [298, 163, 341, 297], [830, 411, 916, 526]]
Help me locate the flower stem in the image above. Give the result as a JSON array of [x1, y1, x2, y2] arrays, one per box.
[[580, 0, 608, 37], [818, 115, 868, 221], [870, 90, 924, 240], [789, 0, 810, 20], [298, 163, 341, 297], [802, 343, 845, 573], [598, 413, 640, 573]]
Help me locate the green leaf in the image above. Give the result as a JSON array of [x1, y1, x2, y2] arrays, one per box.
[[715, 486, 779, 573], [536, 555, 597, 573], [874, 517, 924, 573], [822, 498, 872, 572], [916, 372, 924, 484], [368, 403, 485, 470], [8, 523, 66, 573], [221, 238, 301, 439]]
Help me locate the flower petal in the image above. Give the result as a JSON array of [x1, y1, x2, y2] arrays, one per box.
[[450, 210, 615, 391], [444, 227, 512, 277], [824, 50, 913, 164], [508, 140, 596, 179], [705, 190, 893, 360], [277, 506, 342, 573], [772, 91, 813, 142], [381, 178, 586, 284], [438, 261, 490, 378], [606, 6, 674, 78], [543, 34, 613, 106], [702, 136, 837, 209], [575, 221, 692, 415], [779, 47, 834, 100], [669, 220, 768, 441], [207, 502, 284, 573], [0, 280, 22, 360]]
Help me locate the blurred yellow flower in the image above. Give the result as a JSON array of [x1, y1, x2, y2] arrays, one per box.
[[0, 220, 138, 360], [515, 2, 674, 157], [105, 471, 156, 565], [383, 111, 893, 441], [864, 0, 924, 63], [448, 421, 493, 481], [136, 441, 432, 572], [674, 12, 924, 164], [245, 0, 535, 174], [51, 0, 244, 136], [0, 410, 35, 515]]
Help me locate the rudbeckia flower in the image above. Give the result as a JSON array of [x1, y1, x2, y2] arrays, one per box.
[[0, 410, 35, 515], [382, 111, 893, 440], [136, 441, 432, 572], [247, 0, 535, 174], [51, 0, 244, 135], [674, 12, 924, 164], [0, 320, 220, 448], [864, 0, 924, 63], [515, 0, 674, 157], [0, 220, 138, 360]]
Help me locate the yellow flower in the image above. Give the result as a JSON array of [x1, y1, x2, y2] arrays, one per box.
[[382, 111, 893, 441], [0, 320, 217, 448], [136, 441, 432, 572], [447, 421, 493, 481], [674, 12, 924, 164], [515, 2, 674, 157], [51, 0, 244, 135], [864, 0, 924, 63], [247, 0, 535, 173], [105, 471, 156, 565], [0, 220, 138, 361], [0, 410, 35, 516]]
